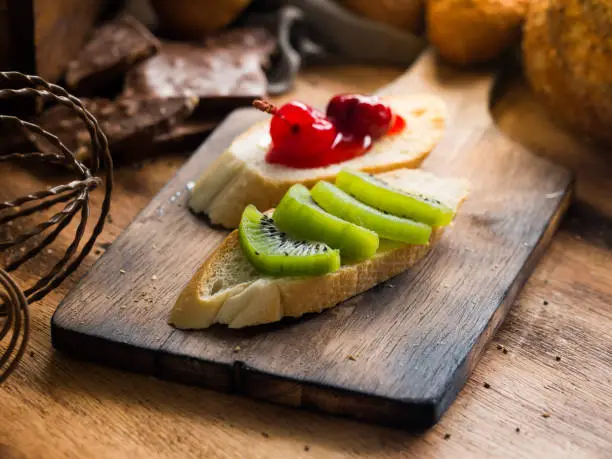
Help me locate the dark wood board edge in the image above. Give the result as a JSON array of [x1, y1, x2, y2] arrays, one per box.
[[156, 354, 438, 430], [157, 351, 236, 393], [50, 325, 157, 375], [239, 365, 437, 430]]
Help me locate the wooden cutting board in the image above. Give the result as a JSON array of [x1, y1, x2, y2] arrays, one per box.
[[51, 51, 573, 430]]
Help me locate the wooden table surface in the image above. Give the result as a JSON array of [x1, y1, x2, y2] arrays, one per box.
[[1, 62, 611, 459]]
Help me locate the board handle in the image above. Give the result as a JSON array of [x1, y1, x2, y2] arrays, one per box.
[[378, 49, 496, 129]]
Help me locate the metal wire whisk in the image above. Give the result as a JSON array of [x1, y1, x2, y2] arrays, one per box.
[[0, 71, 113, 382]]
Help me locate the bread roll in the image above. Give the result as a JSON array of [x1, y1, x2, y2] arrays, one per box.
[[427, 0, 529, 65], [150, 0, 251, 39], [523, 0, 612, 146], [338, 0, 425, 34]]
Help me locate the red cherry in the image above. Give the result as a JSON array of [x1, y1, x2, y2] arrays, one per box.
[[267, 101, 337, 168], [326, 94, 393, 139], [352, 97, 393, 139], [326, 94, 359, 133]]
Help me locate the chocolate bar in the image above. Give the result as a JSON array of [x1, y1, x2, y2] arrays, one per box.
[[65, 14, 161, 95], [32, 96, 197, 163], [123, 28, 275, 112]]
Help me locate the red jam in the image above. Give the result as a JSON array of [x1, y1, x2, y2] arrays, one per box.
[[257, 95, 406, 169]]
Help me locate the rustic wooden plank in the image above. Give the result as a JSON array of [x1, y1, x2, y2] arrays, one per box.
[[51, 50, 573, 429]]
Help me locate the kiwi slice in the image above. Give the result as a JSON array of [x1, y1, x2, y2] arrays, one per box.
[[273, 184, 379, 261], [311, 181, 432, 245], [336, 170, 454, 226], [239, 204, 340, 277]]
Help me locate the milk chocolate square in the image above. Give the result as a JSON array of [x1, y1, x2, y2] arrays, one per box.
[[123, 28, 275, 112], [65, 14, 161, 95], [33, 96, 197, 163]]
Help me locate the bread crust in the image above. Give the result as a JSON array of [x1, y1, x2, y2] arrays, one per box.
[[427, 0, 528, 65], [170, 229, 443, 329]]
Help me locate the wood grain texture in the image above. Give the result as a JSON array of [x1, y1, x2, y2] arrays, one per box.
[[51, 50, 572, 429], [1, 59, 611, 458]]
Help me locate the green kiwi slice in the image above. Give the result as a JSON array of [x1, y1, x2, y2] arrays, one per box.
[[239, 204, 340, 277], [273, 184, 379, 261], [310, 181, 432, 245], [335, 170, 454, 226]]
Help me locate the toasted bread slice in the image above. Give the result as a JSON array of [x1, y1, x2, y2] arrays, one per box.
[[171, 169, 469, 329], [188, 94, 447, 229]]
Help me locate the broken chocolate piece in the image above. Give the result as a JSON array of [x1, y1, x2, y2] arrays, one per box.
[[123, 28, 275, 112], [32, 96, 198, 163], [65, 14, 161, 95], [202, 27, 276, 61]]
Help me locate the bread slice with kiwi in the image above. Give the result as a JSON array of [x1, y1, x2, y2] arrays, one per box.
[[171, 168, 469, 329], [188, 94, 447, 229]]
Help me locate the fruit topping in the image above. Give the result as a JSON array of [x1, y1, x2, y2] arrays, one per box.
[[335, 170, 454, 226], [326, 94, 393, 139], [255, 100, 337, 169], [253, 94, 405, 169], [239, 204, 340, 277], [273, 184, 379, 261], [310, 181, 432, 245]]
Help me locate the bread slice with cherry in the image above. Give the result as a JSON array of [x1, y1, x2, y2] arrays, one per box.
[[171, 168, 469, 329], [188, 94, 448, 229]]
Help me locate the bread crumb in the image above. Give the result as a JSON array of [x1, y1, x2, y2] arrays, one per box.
[[151, 274, 158, 280], [347, 354, 357, 361], [119, 269, 126, 274], [542, 412, 551, 418], [233, 345, 241, 353]]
